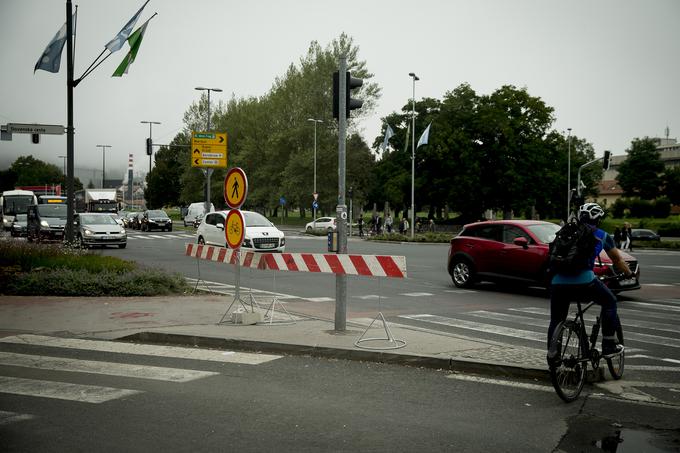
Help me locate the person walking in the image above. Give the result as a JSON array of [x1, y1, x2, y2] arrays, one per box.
[[385, 214, 393, 233], [626, 224, 634, 252], [620, 222, 631, 251], [358, 216, 364, 238]]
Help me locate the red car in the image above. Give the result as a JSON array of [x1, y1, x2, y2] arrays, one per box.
[[447, 220, 640, 292]]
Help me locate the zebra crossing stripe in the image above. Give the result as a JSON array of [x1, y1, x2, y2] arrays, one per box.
[[0, 335, 281, 365], [399, 314, 546, 342], [446, 374, 553, 392], [511, 306, 680, 323], [0, 410, 35, 426], [0, 376, 141, 403], [0, 352, 219, 382]]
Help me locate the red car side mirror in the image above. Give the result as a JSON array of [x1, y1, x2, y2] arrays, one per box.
[[513, 237, 529, 249]]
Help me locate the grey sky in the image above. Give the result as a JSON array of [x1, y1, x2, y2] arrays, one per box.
[[1, 0, 679, 184]]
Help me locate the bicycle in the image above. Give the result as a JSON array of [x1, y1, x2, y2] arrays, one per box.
[[548, 275, 625, 402]]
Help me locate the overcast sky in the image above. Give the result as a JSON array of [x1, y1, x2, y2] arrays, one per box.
[[1, 0, 679, 184]]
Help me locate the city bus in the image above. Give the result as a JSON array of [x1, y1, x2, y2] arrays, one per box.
[[38, 195, 67, 204], [1, 189, 38, 230]]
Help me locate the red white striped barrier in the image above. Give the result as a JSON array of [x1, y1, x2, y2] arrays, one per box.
[[185, 243, 407, 278]]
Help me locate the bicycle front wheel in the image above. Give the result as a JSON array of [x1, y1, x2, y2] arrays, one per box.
[[607, 323, 625, 380], [549, 320, 588, 402]]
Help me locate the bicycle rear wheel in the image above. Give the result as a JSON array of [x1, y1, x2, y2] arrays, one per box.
[[606, 323, 625, 380], [549, 320, 588, 402]]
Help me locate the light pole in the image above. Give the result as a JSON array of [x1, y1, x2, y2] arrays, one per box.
[[195, 87, 222, 214], [96, 145, 111, 188], [567, 128, 572, 220], [408, 72, 419, 238], [58, 155, 67, 175], [140, 121, 161, 175], [307, 118, 323, 224]]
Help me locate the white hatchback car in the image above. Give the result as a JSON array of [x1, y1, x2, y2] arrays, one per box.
[[196, 210, 285, 252], [305, 216, 336, 233]]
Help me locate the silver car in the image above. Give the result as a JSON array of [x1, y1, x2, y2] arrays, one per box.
[[75, 213, 127, 249]]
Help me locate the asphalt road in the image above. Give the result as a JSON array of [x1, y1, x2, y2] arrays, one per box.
[[1, 337, 678, 452]]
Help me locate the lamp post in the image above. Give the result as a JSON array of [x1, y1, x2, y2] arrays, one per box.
[[567, 128, 572, 220], [140, 121, 161, 175], [307, 118, 323, 224], [58, 155, 67, 175], [96, 145, 111, 188], [408, 72, 419, 238], [194, 87, 222, 214]]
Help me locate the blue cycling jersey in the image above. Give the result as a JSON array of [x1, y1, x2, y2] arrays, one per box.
[[552, 228, 615, 285]]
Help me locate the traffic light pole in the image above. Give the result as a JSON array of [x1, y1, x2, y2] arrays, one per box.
[[335, 56, 348, 332]]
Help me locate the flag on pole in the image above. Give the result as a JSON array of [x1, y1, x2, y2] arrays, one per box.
[[402, 123, 411, 154], [34, 12, 77, 73], [112, 19, 150, 77], [105, 0, 149, 52], [381, 124, 395, 152], [417, 122, 431, 149]]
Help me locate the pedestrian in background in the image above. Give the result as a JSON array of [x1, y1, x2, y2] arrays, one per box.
[[428, 218, 435, 233], [358, 216, 364, 238], [626, 223, 634, 252], [614, 227, 622, 249], [621, 222, 631, 251], [385, 214, 393, 233]]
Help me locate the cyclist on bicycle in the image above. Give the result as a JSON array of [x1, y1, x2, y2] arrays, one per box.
[[547, 202, 633, 362]]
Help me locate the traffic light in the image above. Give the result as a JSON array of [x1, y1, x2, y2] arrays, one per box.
[[332, 71, 364, 119], [146, 137, 152, 156], [31, 133, 40, 144], [603, 150, 611, 170]]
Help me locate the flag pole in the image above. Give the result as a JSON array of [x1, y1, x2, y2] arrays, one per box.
[[66, 0, 75, 243]]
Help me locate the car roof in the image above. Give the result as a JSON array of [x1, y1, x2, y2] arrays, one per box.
[[463, 219, 557, 229]]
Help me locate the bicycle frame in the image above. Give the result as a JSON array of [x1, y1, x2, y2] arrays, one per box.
[[571, 299, 603, 368]]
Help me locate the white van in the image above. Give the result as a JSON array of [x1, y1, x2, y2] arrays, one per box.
[[183, 202, 214, 227]]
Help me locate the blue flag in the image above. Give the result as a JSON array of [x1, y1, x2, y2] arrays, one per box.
[[34, 12, 77, 73], [381, 124, 395, 152], [105, 0, 149, 52]]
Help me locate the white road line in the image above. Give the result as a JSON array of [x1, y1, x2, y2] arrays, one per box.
[[399, 314, 546, 342], [147, 235, 165, 239], [400, 292, 434, 297], [306, 297, 334, 302], [446, 374, 553, 392], [354, 295, 385, 300], [511, 305, 680, 323], [626, 366, 680, 372], [0, 376, 141, 404], [0, 335, 281, 365], [644, 284, 674, 287], [444, 289, 477, 294], [0, 352, 219, 382], [622, 301, 680, 313], [653, 265, 680, 270], [627, 355, 680, 365], [0, 410, 35, 426]]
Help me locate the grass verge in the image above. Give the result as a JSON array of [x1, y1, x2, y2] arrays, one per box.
[[0, 241, 190, 296]]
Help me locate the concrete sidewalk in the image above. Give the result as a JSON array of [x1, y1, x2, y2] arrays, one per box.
[[0, 294, 549, 382]]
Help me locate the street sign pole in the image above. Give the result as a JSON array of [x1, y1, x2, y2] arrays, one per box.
[[335, 56, 348, 332], [65, 0, 75, 243]]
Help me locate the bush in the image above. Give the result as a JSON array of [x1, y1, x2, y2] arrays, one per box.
[[0, 241, 189, 296]]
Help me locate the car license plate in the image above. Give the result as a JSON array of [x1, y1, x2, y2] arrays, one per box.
[[260, 243, 275, 249], [619, 278, 636, 286], [103, 235, 112, 240], [55, 232, 63, 237]]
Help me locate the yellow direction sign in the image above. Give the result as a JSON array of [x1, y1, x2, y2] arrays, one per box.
[[191, 132, 227, 168], [224, 167, 248, 209], [225, 209, 245, 249]]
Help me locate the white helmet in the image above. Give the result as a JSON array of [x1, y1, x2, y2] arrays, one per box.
[[579, 203, 605, 223]]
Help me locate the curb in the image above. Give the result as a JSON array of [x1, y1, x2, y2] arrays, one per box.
[[120, 331, 551, 382]]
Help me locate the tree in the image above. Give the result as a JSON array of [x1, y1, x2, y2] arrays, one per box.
[[617, 137, 664, 200], [662, 166, 680, 205], [146, 133, 191, 208], [10, 155, 63, 186]]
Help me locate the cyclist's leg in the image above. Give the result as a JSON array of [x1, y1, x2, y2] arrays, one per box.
[[548, 284, 572, 350], [590, 278, 622, 355]]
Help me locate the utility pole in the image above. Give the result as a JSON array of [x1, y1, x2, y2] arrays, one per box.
[[96, 144, 111, 187], [195, 87, 222, 214], [335, 56, 348, 331]]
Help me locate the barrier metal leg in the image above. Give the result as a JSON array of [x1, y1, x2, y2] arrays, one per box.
[[354, 278, 406, 350], [262, 271, 296, 325], [218, 249, 260, 325]]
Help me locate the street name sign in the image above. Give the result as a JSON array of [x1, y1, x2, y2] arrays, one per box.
[[7, 123, 65, 135], [191, 131, 227, 168]]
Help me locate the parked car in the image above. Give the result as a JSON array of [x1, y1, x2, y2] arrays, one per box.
[[75, 213, 127, 249], [305, 216, 336, 233], [447, 220, 640, 293], [183, 202, 214, 227], [141, 209, 172, 232], [10, 213, 28, 237], [26, 203, 67, 242], [630, 228, 661, 242], [196, 210, 285, 252]]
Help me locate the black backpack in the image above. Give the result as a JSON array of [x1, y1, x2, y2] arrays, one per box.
[[548, 220, 598, 275]]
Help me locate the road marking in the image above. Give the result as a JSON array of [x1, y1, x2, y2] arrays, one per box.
[[626, 366, 680, 372], [354, 295, 385, 300], [622, 301, 680, 313], [511, 305, 680, 323], [306, 297, 334, 302], [399, 314, 546, 342], [0, 376, 141, 404], [0, 410, 35, 426], [446, 374, 553, 392], [400, 292, 434, 297], [147, 235, 165, 239], [0, 352, 219, 382], [444, 289, 477, 294], [627, 355, 680, 365], [0, 335, 281, 365], [653, 265, 680, 270], [644, 283, 674, 287]]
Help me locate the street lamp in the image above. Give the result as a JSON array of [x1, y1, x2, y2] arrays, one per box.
[[194, 87, 223, 131], [194, 86, 222, 214], [408, 72, 419, 238], [58, 155, 67, 176], [567, 128, 572, 220], [96, 145, 111, 188], [307, 118, 323, 224], [140, 121, 161, 175]]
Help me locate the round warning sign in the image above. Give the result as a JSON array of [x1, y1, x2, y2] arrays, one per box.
[[225, 209, 245, 249], [224, 167, 248, 209]]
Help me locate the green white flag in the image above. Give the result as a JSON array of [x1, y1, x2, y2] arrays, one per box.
[[112, 20, 149, 77]]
